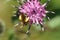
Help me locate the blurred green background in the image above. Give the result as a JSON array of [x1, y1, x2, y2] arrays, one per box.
[[0, 0, 60, 40]]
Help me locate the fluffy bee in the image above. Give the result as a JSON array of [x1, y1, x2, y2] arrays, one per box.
[[13, 9, 30, 34], [19, 13, 29, 24]]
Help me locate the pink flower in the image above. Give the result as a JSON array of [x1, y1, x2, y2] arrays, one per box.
[[19, 0, 52, 24]]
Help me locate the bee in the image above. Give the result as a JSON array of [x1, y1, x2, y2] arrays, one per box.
[[13, 9, 30, 34]]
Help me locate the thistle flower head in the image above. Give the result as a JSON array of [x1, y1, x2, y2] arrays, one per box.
[[19, 0, 50, 24]]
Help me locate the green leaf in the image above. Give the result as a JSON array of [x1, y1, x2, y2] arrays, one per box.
[[48, 16, 60, 29]]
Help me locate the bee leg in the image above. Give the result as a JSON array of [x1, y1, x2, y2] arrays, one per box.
[[26, 24, 31, 34], [19, 22, 24, 31], [14, 23, 20, 30]]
